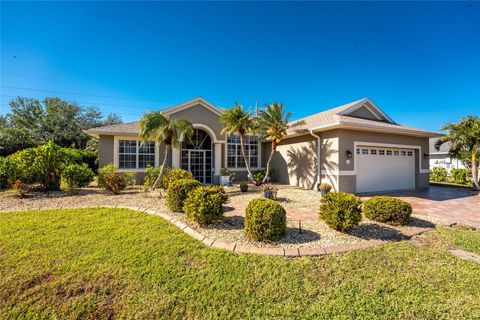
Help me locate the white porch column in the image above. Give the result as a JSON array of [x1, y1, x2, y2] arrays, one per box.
[[214, 142, 222, 175], [310, 130, 322, 190], [172, 146, 181, 168]]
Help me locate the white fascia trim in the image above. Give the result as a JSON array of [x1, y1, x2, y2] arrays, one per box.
[[85, 130, 139, 137], [338, 98, 395, 124], [353, 141, 430, 174], [190, 123, 224, 143], [162, 97, 224, 116], [113, 135, 160, 172], [309, 122, 440, 138]]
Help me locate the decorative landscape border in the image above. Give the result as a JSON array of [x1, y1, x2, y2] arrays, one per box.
[[106, 205, 433, 257]]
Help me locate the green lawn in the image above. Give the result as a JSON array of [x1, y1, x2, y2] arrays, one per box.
[[436, 226, 480, 255], [1, 208, 479, 319]]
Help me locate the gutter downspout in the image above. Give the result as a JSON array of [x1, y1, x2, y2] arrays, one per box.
[[310, 130, 322, 191]]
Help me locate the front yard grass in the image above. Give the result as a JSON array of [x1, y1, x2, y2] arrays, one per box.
[[436, 225, 480, 255], [1, 208, 479, 319]]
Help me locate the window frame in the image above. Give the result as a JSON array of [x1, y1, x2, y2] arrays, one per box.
[[114, 137, 159, 171], [225, 134, 261, 170]]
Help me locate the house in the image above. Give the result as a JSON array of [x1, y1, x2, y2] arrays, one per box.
[[85, 97, 440, 193], [429, 138, 466, 172]]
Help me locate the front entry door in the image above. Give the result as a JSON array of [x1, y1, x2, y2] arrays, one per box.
[[181, 149, 212, 184]]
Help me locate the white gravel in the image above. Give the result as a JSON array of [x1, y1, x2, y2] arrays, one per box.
[[0, 187, 438, 249]]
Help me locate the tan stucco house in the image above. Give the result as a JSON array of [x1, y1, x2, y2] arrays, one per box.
[[85, 97, 440, 193]]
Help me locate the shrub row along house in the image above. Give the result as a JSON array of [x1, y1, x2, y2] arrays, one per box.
[[85, 97, 440, 193]]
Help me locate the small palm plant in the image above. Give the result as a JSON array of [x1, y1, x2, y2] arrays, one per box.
[[256, 103, 305, 183], [140, 111, 193, 190], [436, 115, 480, 190], [220, 104, 256, 180]]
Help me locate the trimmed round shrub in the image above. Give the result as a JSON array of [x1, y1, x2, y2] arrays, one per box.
[[161, 168, 194, 191], [183, 186, 225, 225], [363, 196, 412, 226], [98, 163, 117, 188], [167, 179, 201, 212], [319, 192, 362, 231], [244, 198, 286, 242], [103, 172, 127, 194], [61, 163, 95, 189], [206, 185, 229, 204]]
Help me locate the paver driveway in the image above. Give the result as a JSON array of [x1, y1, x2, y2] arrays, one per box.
[[229, 186, 479, 227], [363, 186, 480, 227]]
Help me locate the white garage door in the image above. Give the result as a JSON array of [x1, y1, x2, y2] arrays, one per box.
[[356, 146, 415, 193]]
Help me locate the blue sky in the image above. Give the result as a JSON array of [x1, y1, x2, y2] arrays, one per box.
[[1, 1, 479, 131]]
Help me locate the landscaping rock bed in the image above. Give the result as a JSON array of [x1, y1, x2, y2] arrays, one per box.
[[0, 187, 440, 252], [225, 184, 322, 208]]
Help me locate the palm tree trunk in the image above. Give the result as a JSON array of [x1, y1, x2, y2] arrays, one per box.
[[239, 135, 253, 180], [472, 152, 480, 190], [263, 141, 276, 183], [152, 144, 170, 190]]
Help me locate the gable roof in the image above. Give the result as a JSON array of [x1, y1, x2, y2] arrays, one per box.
[[84, 96, 223, 138], [162, 96, 225, 116], [290, 98, 440, 138], [85, 97, 440, 138]]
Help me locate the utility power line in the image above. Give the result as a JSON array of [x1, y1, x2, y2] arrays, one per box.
[[0, 105, 146, 117], [1, 72, 96, 85], [0, 85, 163, 104]]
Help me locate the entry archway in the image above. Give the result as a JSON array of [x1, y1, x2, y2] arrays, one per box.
[[181, 128, 212, 184]]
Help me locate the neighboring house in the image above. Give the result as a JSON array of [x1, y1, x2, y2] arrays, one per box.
[[85, 97, 440, 193], [429, 138, 466, 172]]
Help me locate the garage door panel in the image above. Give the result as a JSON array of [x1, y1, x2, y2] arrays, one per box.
[[356, 147, 415, 193]]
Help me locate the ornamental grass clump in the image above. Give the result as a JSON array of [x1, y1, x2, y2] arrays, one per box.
[[363, 196, 412, 226], [319, 192, 362, 231], [244, 198, 286, 242], [183, 186, 226, 225], [166, 178, 201, 212]]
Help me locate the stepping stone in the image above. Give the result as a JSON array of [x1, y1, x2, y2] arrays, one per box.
[[449, 249, 480, 263]]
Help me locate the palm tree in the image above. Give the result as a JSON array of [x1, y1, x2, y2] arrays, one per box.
[[140, 111, 193, 190], [256, 103, 305, 183], [436, 115, 480, 190], [220, 104, 256, 180]]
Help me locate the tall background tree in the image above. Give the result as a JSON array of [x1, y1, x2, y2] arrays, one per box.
[[436, 115, 480, 190], [0, 96, 122, 156], [256, 103, 305, 183], [220, 104, 256, 180], [140, 111, 193, 190]]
